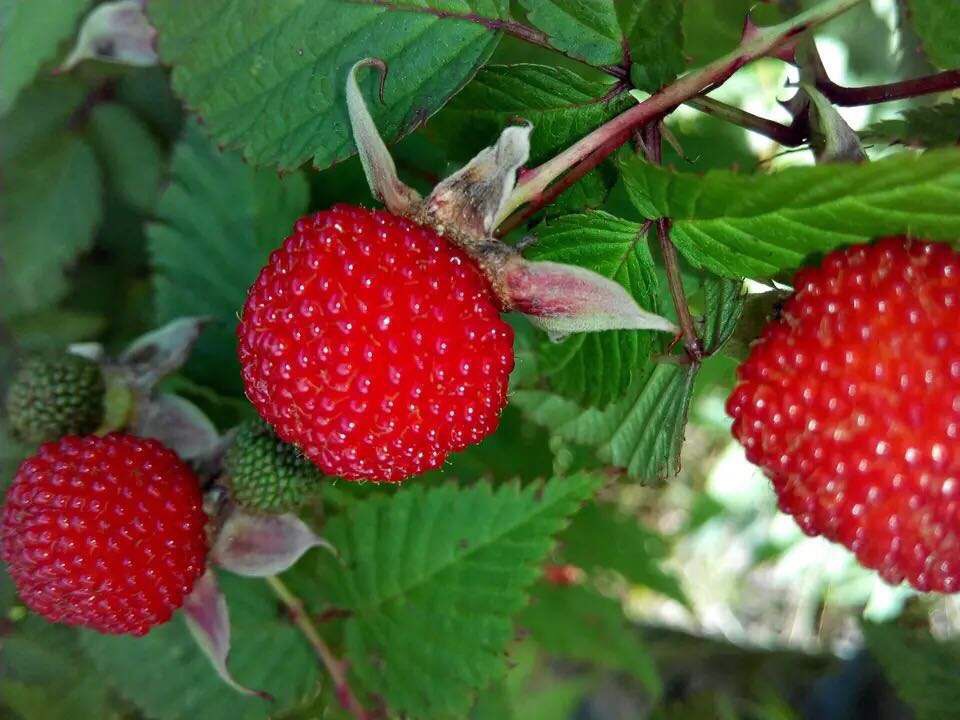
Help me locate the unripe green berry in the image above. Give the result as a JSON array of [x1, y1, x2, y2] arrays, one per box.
[[223, 419, 322, 513], [6, 354, 106, 444]]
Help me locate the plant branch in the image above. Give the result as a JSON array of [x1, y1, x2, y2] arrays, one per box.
[[265, 576, 369, 720], [494, 0, 865, 227], [805, 43, 960, 105], [686, 97, 807, 147]]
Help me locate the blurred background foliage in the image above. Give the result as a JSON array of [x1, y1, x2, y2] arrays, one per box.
[[2, 0, 960, 718]]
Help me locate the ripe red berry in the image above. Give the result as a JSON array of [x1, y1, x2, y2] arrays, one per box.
[[237, 205, 515, 482], [1, 434, 208, 635], [727, 237, 960, 592]]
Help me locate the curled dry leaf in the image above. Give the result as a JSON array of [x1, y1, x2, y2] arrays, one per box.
[[346, 59, 421, 215], [424, 123, 532, 243]]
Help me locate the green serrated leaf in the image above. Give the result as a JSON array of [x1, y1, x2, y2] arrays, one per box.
[[560, 502, 687, 605], [149, 123, 308, 394], [864, 621, 960, 720], [518, 0, 622, 66], [148, 0, 508, 171], [87, 103, 163, 212], [0, 81, 102, 320], [516, 0, 684, 86], [908, 0, 960, 68], [515, 360, 696, 482], [80, 572, 320, 720], [865, 100, 960, 149], [312, 475, 599, 718], [1, 617, 113, 720], [0, 0, 91, 116], [681, 0, 780, 66], [620, 148, 960, 278], [520, 584, 660, 696], [700, 276, 744, 353], [526, 211, 663, 406], [621, 0, 685, 91], [437, 64, 630, 162], [515, 274, 742, 482]]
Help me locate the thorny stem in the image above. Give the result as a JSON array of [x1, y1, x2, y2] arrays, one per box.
[[808, 49, 960, 106], [495, 0, 865, 227], [265, 576, 369, 720], [639, 123, 704, 362]]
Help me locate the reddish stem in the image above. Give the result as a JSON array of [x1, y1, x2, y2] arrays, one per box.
[[808, 47, 960, 106], [497, 126, 634, 235], [495, 0, 865, 227]]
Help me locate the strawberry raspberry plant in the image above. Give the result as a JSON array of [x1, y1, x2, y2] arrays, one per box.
[[4, 0, 960, 718]]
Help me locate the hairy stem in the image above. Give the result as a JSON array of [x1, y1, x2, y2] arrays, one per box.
[[638, 123, 703, 362], [495, 0, 865, 225], [657, 219, 703, 361], [265, 576, 368, 720]]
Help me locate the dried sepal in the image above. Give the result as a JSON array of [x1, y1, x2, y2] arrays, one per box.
[[58, 0, 157, 73], [424, 124, 532, 245], [346, 59, 421, 215], [119, 316, 210, 391], [131, 393, 223, 462], [182, 569, 272, 701], [502, 256, 678, 338], [211, 507, 335, 578]]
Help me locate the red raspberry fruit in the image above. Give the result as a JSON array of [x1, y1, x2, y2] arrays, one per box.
[[1, 434, 208, 635], [237, 205, 515, 482], [727, 237, 960, 592]]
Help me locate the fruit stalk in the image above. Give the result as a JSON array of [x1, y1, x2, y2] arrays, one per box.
[[264, 575, 369, 720], [495, 0, 866, 226]]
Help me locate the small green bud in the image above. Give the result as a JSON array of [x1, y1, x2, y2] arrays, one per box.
[[6, 354, 106, 444], [223, 419, 322, 513]]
